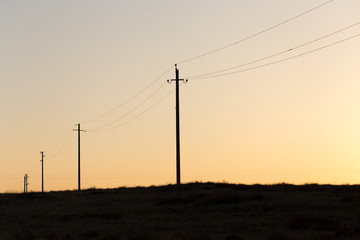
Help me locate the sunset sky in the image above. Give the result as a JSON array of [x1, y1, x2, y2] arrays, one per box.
[[1, 0, 360, 193]]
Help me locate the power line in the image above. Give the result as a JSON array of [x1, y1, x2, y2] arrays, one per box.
[[177, 0, 334, 65], [46, 131, 73, 153], [41, 67, 173, 162], [88, 87, 176, 133], [190, 32, 360, 80], [80, 65, 173, 124], [33, 70, 174, 187], [187, 20, 360, 79], [47, 139, 77, 160], [46, 133, 76, 160], [87, 82, 168, 132]]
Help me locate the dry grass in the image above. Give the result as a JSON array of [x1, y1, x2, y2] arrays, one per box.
[[1, 182, 360, 239]]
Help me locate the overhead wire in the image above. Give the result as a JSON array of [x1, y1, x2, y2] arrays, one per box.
[[33, 66, 174, 167], [187, 20, 360, 79], [177, 0, 334, 65], [85, 0, 338, 132], [189, 33, 360, 80], [80, 65, 174, 124], [45, 131, 74, 159], [46, 131, 73, 153], [87, 81, 169, 132], [46, 137, 77, 161], [89, 87, 176, 133], [56, 0, 335, 133]]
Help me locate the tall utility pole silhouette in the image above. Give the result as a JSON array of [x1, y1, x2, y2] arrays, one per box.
[[24, 174, 29, 193], [73, 123, 85, 191], [168, 64, 187, 185], [40, 151, 45, 192]]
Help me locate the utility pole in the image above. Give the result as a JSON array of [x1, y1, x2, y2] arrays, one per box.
[[24, 174, 29, 193], [168, 64, 187, 185], [40, 151, 45, 192], [73, 123, 85, 191]]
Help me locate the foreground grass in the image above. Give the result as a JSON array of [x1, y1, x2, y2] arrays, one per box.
[[1, 182, 360, 240]]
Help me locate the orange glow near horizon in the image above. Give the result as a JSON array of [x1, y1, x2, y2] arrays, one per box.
[[1, 1, 360, 193]]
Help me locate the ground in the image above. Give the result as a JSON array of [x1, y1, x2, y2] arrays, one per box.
[[1, 182, 360, 240]]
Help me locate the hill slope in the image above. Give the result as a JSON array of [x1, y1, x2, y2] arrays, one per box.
[[1, 183, 360, 240]]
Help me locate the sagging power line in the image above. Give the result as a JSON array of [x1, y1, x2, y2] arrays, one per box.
[[79, 1, 334, 134], [88, 88, 175, 132], [81, 66, 174, 125], [177, 0, 334, 65], [189, 32, 360, 80], [46, 131, 76, 161], [87, 82, 168, 132], [187, 20, 360, 80]]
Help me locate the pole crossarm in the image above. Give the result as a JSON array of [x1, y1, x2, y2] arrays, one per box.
[[73, 125, 86, 133], [167, 63, 188, 84], [167, 78, 188, 84], [167, 79, 188, 84]]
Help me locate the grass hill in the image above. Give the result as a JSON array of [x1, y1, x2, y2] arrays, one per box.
[[1, 182, 360, 240]]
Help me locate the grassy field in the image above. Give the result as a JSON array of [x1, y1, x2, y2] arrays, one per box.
[[1, 182, 360, 240]]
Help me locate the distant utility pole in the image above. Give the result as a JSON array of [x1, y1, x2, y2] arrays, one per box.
[[24, 174, 29, 193], [73, 123, 85, 191], [40, 151, 45, 193], [168, 64, 188, 185]]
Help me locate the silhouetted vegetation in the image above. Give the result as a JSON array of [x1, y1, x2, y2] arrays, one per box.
[[1, 182, 360, 239]]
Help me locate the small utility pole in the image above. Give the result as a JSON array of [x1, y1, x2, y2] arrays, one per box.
[[24, 174, 29, 193], [40, 151, 45, 192], [73, 123, 85, 191], [24, 175, 26, 193], [168, 64, 187, 185]]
